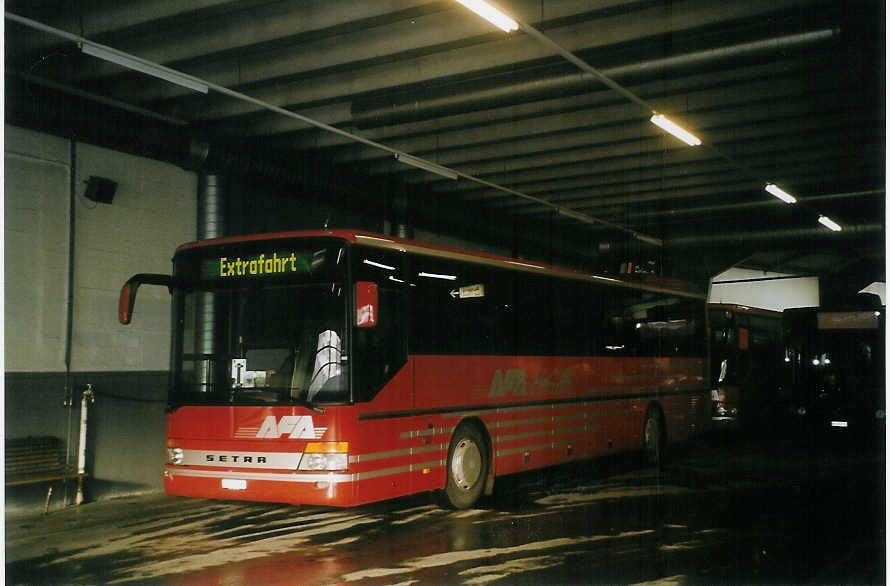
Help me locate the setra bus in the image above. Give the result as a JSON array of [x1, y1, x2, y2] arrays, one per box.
[[708, 304, 783, 427], [120, 229, 711, 508]]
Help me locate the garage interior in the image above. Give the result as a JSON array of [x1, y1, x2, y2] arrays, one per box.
[[3, 1, 886, 582], [7, 0, 884, 282]]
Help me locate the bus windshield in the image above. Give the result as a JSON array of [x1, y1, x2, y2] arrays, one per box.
[[171, 241, 348, 406]]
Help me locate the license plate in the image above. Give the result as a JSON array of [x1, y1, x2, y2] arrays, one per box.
[[222, 478, 247, 490]]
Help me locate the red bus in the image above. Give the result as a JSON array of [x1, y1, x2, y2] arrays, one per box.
[[120, 230, 710, 508]]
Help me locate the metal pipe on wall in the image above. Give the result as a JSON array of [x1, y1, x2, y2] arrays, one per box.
[[75, 385, 95, 506], [63, 136, 78, 505]]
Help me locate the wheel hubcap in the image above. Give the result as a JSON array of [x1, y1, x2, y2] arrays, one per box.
[[451, 438, 482, 491], [645, 418, 660, 454]]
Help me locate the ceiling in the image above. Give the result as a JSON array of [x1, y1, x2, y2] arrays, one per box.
[[5, 0, 885, 289]]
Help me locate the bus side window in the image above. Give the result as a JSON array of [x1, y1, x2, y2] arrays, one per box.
[[409, 256, 513, 356], [552, 279, 595, 356], [513, 273, 554, 355], [352, 247, 408, 402], [600, 288, 639, 356]]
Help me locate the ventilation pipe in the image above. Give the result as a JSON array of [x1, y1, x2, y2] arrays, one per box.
[[195, 173, 224, 393], [198, 173, 224, 240], [668, 223, 882, 246], [391, 191, 413, 240]]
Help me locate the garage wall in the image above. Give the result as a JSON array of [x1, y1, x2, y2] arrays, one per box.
[[5, 127, 70, 373], [5, 124, 196, 512]]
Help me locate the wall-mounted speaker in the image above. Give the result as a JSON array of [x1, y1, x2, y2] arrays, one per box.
[[83, 176, 117, 204]]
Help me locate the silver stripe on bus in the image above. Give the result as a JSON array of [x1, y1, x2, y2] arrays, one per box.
[[496, 443, 556, 458], [169, 459, 446, 484], [495, 424, 599, 445], [353, 459, 445, 481], [399, 427, 452, 440], [495, 429, 552, 443], [553, 424, 600, 435], [444, 396, 645, 420], [491, 412, 592, 429], [492, 416, 553, 429], [168, 468, 355, 483], [348, 444, 445, 464]]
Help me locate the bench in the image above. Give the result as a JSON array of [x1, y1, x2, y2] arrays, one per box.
[[5, 436, 86, 512]]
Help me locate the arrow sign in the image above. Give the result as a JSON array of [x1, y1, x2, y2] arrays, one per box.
[[450, 284, 485, 299]]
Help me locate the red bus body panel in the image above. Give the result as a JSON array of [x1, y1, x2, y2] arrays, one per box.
[[165, 355, 708, 506]]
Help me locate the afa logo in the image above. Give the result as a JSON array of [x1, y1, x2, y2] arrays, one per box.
[[255, 415, 327, 439], [488, 367, 574, 397], [488, 368, 528, 397]]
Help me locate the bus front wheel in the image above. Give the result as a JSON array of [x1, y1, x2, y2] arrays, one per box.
[[445, 423, 489, 509]]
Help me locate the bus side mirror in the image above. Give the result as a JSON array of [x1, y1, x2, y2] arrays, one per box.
[[119, 273, 173, 325], [355, 281, 378, 328]]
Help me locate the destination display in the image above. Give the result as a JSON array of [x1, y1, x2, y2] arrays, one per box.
[[203, 252, 311, 279]]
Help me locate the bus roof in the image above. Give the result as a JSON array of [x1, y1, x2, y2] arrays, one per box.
[[708, 303, 782, 318], [176, 229, 704, 299]]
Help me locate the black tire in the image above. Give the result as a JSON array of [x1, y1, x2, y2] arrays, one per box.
[[445, 423, 489, 509], [643, 408, 665, 467]]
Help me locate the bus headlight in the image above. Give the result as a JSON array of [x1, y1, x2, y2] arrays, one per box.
[[298, 442, 348, 471], [167, 447, 184, 465]]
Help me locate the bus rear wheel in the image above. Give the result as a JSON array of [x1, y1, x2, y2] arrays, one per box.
[[643, 408, 665, 467], [445, 423, 489, 509]]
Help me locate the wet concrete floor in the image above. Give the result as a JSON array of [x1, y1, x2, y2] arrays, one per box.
[[6, 432, 885, 585]]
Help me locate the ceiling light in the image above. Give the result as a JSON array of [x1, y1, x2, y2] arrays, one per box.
[[764, 183, 797, 204], [81, 42, 209, 94], [394, 153, 458, 180], [818, 215, 843, 232], [649, 114, 702, 146], [557, 208, 595, 224], [634, 233, 664, 247], [455, 0, 519, 32]]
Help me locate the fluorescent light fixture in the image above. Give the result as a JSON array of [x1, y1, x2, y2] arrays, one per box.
[[418, 272, 457, 281], [765, 183, 797, 204], [557, 207, 595, 224], [455, 0, 519, 32], [363, 259, 395, 271], [634, 232, 664, 247], [394, 153, 458, 180], [649, 114, 702, 146], [818, 215, 843, 232], [81, 42, 209, 94], [830, 420, 849, 428]]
